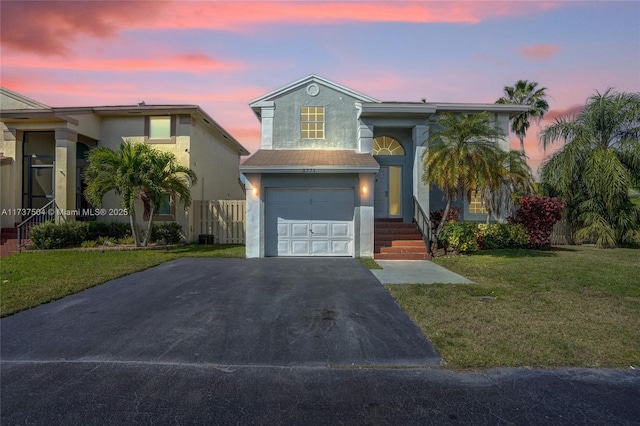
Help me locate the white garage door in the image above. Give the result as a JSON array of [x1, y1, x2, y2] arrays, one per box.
[[266, 188, 355, 257]]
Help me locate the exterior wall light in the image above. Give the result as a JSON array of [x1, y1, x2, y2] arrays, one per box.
[[361, 185, 367, 195]]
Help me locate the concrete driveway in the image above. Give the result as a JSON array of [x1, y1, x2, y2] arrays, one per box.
[[3, 258, 639, 425]]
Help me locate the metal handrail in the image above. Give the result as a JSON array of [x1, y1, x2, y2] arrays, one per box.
[[16, 199, 59, 250], [412, 195, 432, 255]]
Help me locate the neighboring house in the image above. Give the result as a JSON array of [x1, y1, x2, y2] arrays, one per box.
[[0, 87, 249, 242], [240, 75, 528, 258]]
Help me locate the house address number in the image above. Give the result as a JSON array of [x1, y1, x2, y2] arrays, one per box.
[[301, 168, 316, 173]]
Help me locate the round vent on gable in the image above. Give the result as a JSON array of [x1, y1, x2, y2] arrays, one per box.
[[306, 83, 320, 97]]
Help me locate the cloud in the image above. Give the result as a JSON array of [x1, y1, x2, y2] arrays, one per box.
[[2, 52, 244, 73], [0, 1, 163, 55], [519, 44, 561, 61], [1, 1, 563, 54]]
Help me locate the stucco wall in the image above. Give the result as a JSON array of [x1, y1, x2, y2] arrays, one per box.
[[95, 115, 243, 241], [271, 85, 360, 150], [188, 118, 244, 201]]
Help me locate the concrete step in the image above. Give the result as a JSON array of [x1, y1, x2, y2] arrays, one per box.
[[374, 229, 422, 237], [374, 222, 418, 229], [375, 233, 423, 242], [379, 246, 427, 254], [374, 252, 431, 260]]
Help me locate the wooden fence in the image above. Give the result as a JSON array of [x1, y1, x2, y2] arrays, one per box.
[[193, 200, 246, 244], [550, 217, 574, 245]]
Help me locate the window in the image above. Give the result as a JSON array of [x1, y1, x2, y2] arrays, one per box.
[[301, 106, 324, 139], [157, 193, 173, 216], [149, 116, 171, 139], [373, 136, 405, 155], [468, 192, 487, 214]]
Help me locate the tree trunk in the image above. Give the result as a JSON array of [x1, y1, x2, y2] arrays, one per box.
[[129, 211, 141, 247], [142, 206, 154, 247], [434, 199, 452, 248], [519, 135, 526, 154]]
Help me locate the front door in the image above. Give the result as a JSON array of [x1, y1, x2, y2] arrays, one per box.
[[374, 166, 402, 218]]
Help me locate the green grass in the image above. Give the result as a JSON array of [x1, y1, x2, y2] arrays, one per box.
[[358, 257, 383, 270], [0, 244, 244, 317], [385, 246, 640, 369]]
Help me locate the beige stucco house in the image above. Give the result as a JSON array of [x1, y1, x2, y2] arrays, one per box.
[[0, 87, 249, 242]]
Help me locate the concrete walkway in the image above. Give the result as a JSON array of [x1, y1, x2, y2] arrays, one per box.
[[372, 260, 474, 284]]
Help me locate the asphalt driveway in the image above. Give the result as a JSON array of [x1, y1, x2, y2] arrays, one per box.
[[1, 258, 440, 367], [3, 258, 639, 425]]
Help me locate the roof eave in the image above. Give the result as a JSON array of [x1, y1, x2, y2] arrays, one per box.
[[240, 165, 380, 174], [249, 74, 380, 106]]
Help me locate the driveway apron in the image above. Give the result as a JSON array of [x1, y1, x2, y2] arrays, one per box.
[[1, 258, 440, 367]]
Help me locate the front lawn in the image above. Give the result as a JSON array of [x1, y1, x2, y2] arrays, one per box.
[[0, 244, 244, 317], [386, 246, 640, 369]]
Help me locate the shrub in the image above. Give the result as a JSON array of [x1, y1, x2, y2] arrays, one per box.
[[30, 221, 86, 249], [508, 196, 564, 248], [30, 221, 132, 249], [81, 240, 97, 248], [96, 236, 116, 246], [478, 223, 529, 249], [150, 222, 184, 244], [117, 235, 135, 245], [83, 221, 131, 241], [441, 221, 479, 252], [430, 206, 462, 230]]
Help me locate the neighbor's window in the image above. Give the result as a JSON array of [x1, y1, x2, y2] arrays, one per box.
[[468, 192, 487, 214], [156, 193, 173, 216], [149, 116, 171, 139], [301, 106, 324, 139]]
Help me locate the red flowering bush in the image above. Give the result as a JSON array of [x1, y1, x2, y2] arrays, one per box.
[[508, 196, 564, 248], [430, 206, 462, 230]]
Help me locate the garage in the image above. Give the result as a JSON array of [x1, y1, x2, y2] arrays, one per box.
[[266, 188, 355, 257]]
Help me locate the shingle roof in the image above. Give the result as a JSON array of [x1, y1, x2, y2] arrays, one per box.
[[240, 149, 379, 173]]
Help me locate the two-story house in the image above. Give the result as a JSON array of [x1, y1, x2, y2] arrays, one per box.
[[0, 88, 249, 247], [240, 75, 528, 259]]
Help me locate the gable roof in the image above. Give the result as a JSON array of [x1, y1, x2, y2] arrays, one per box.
[[240, 149, 379, 174], [249, 74, 380, 117], [0, 87, 51, 110]]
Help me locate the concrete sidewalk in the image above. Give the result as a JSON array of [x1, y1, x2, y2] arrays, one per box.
[[371, 260, 474, 284]]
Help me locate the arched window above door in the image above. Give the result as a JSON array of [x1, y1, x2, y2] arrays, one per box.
[[373, 136, 405, 156]]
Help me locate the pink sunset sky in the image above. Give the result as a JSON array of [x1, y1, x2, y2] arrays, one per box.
[[1, 1, 639, 174]]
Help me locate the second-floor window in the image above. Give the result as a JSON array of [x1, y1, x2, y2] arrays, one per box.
[[301, 106, 324, 139], [149, 116, 171, 139]]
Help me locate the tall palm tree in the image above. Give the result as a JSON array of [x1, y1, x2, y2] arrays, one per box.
[[481, 149, 535, 224], [423, 112, 505, 242], [496, 80, 549, 154], [84, 140, 197, 247], [138, 150, 197, 246], [540, 88, 640, 247]]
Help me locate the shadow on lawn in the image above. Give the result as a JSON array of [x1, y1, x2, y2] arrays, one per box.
[[465, 246, 578, 258]]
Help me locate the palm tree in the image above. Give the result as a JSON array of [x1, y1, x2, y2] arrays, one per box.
[[540, 88, 640, 248], [496, 80, 549, 154], [423, 112, 505, 242], [84, 140, 197, 247], [138, 150, 197, 246], [481, 149, 535, 224]]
